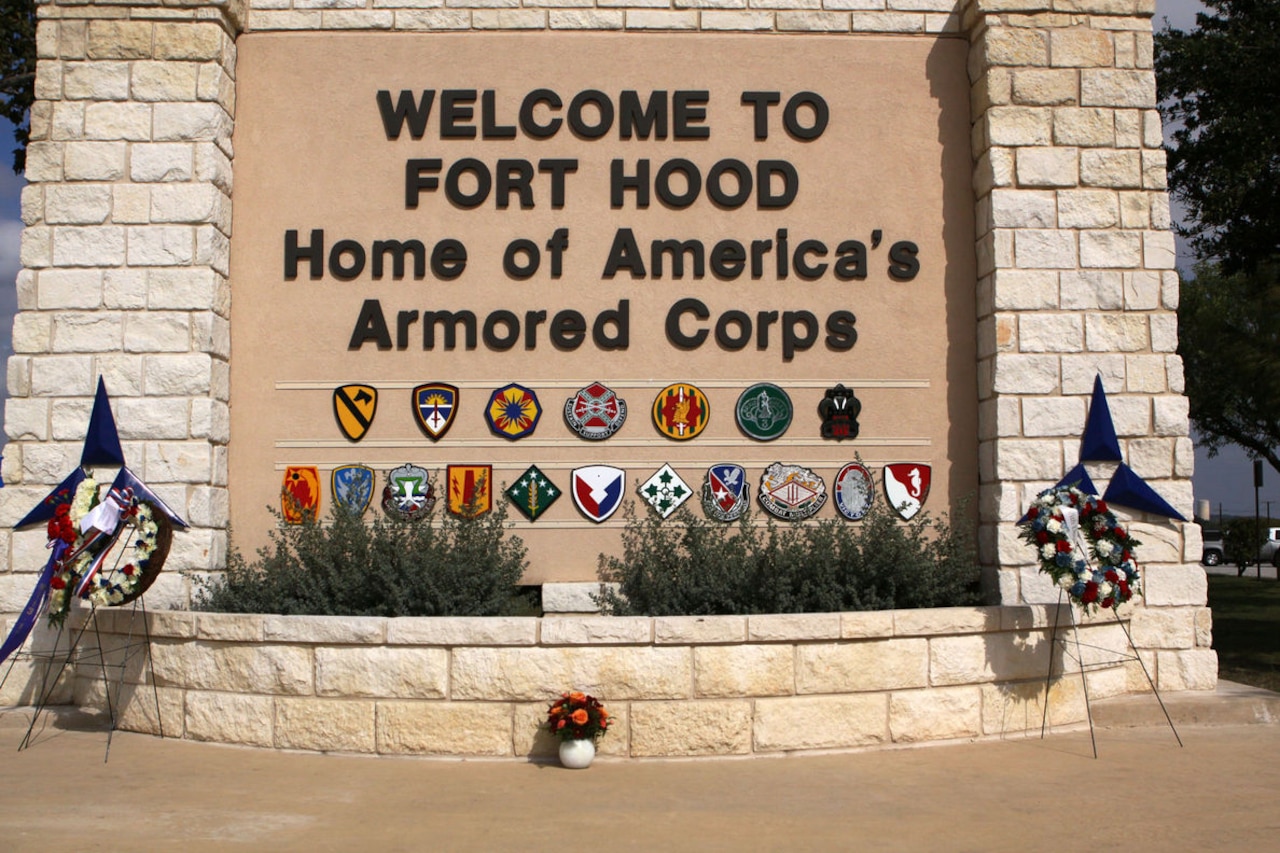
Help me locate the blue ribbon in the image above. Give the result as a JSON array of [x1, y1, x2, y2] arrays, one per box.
[[0, 541, 68, 666]]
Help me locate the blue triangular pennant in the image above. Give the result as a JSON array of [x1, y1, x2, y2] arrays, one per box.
[[1102, 463, 1187, 521], [80, 377, 125, 468], [1017, 464, 1101, 524], [1079, 374, 1123, 462], [111, 466, 188, 529], [13, 468, 87, 530]]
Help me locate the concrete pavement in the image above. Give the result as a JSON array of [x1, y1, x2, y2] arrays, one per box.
[[2, 684, 1279, 852]]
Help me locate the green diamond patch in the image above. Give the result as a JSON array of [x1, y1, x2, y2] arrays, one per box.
[[638, 464, 692, 519], [505, 464, 560, 522]]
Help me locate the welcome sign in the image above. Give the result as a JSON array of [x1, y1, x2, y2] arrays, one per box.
[[228, 33, 977, 581]]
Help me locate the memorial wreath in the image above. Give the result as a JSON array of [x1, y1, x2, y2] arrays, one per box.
[[46, 476, 172, 627], [1021, 485, 1141, 613]]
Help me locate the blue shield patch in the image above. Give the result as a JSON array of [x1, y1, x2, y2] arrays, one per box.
[[701, 464, 749, 522], [331, 465, 374, 516]]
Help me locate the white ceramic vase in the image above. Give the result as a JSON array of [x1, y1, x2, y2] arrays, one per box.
[[558, 738, 596, 769]]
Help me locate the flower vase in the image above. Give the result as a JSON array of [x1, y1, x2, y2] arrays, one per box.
[[558, 738, 595, 769]]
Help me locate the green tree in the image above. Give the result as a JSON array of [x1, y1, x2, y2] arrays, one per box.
[[1156, 0, 1280, 274], [1157, 1, 1280, 472], [1178, 262, 1280, 473], [0, 0, 36, 173], [1224, 516, 1264, 573]]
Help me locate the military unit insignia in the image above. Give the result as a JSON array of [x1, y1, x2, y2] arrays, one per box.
[[701, 463, 749, 522], [413, 383, 458, 441], [282, 466, 321, 523], [571, 465, 626, 523], [833, 462, 875, 521], [382, 463, 435, 521], [333, 384, 377, 442], [652, 383, 710, 441], [757, 462, 827, 521], [486, 383, 542, 440], [735, 383, 792, 441], [564, 382, 627, 440], [638, 464, 692, 519], [331, 464, 374, 517], [447, 464, 492, 517], [884, 463, 930, 520], [505, 464, 560, 522], [818, 384, 861, 441]]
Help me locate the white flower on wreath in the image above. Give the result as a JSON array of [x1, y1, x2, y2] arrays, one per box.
[[1041, 543, 1057, 559]]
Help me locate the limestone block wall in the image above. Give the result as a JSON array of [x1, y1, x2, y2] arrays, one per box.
[[962, 0, 1211, 685], [76, 605, 1200, 757], [2, 0, 1214, 699]]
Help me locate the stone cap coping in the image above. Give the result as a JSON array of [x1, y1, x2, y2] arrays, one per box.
[[74, 604, 1129, 645]]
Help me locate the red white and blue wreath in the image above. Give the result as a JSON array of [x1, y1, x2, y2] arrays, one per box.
[[1020, 485, 1141, 613], [45, 476, 171, 627]]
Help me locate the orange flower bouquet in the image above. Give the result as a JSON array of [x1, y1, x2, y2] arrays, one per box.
[[546, 691, 610, 742]]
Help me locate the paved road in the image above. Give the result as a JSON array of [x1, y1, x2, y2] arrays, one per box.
[[1203, 561, 1278, 580], [2, 700, 1279, 852]]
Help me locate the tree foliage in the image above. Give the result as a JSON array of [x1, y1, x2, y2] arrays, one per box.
[[1156, 0, 1280, 274], [1178, 261, 1280, 473], [1158, 1, 1280, 471], [0, 0, 36, 173]]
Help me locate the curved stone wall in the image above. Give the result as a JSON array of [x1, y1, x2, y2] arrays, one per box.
[[71, 604, 1214, 758]]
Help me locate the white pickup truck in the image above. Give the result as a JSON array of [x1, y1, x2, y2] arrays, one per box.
[[1201, 526, 1280, 568], [1262, 527, 1280, 565]]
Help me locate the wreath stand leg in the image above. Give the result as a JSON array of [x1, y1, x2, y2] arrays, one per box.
[[1114, 610, 1183, 748], [4, 625, 72, 748], [1040, 589, 1098, 758], [1039, 591, 1184, 757], [17, 608, 96, 752], [14, 600, 163, 763]]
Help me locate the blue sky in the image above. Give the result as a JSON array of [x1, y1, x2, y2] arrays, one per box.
[[1, 0, 1275, 521]]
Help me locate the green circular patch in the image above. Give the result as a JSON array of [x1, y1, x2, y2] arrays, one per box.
[[735, 383, 792, 441]]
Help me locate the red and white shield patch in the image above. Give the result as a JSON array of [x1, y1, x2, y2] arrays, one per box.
[[883, 463, 930, 520]]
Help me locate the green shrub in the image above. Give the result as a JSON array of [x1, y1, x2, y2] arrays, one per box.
[[595, 498, 980, 616], [195, 499, 529, 617]]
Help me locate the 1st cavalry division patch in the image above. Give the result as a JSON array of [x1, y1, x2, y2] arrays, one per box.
[[506, 464, 560, 522], [413, 383, 458, 441], [333, 384, 377, 442], [757, 462, 827, 521], [701, 464, 749, 522], [652, 383, 710, 441], [565, 382, 627, 440]]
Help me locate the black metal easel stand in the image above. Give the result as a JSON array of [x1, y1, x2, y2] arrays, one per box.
[[1039, 589, 1182, 758], [1, 597, 162, 762]]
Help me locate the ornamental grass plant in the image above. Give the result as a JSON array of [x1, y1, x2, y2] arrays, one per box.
[[195, 497, 529, 617], [595, 499, 981, 616]]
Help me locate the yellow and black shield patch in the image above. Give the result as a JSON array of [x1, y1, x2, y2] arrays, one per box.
[[333, 384, 378, 442]]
